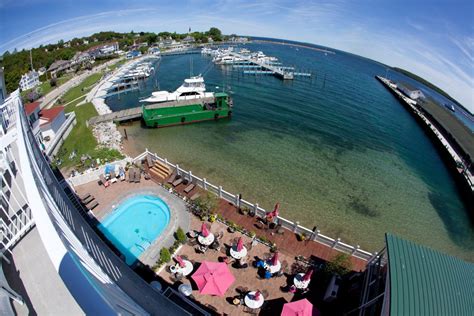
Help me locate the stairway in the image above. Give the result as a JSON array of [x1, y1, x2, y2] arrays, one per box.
[[148, 160, 172, 180]]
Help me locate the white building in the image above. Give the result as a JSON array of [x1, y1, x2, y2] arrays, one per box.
[[19, 71, 40, 91], [399, 86, 425, 100], [0, 91, 207, 315]]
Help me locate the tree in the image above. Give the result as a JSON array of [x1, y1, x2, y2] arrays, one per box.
[[325, 253, 353, 276], [147, 34, 158, 45], [207, 27, 222, 41]]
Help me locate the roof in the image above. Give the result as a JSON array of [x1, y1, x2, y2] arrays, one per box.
[[48, 60, 69, 71], [386, 234, 474, 316], [39, 106, 64, 124], [24, 102, 40, 115]]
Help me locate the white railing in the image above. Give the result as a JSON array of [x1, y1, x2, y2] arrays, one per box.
[[137, 150, 373, 261]]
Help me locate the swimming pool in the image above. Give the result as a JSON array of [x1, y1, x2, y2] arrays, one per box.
[[98, 194, 170, 265]]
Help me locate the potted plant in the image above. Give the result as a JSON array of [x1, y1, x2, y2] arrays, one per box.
[[209, 213, 217, 223], [227, 221, 236, 233], [249, 231, 256, 239], [270, 243, 278, 253], [240, 206, 249, 215], [298, 233, 307, 241]]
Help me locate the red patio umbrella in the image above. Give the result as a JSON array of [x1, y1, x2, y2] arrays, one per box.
[[303, 268, 313, 282], [175, 255, 186, 268], [236, 237, 244, 252], [281, 299, 319, 316], [254, 290, 261, 300], [270, 252, 279, 266], [201, 222, 209, 237], [191, 261, 235, 296], [272, 202, 280, 217]]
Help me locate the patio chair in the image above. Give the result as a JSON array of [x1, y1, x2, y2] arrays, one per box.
[[172, 178, 183, 187], [128, 169, 135, 183], [134, 169, 141, 183], [87, 201, 99, 211], [187, 239, 198, 246], [217, 231, 224, 240], [183, 183, 195, 193], [81, 195, 94, 205], [99, 174, 109, 187], [79, 193, 91, 201], [167, 173, 178, 184]]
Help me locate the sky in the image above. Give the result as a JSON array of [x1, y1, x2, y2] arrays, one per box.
[[0, 0, 473, 112]]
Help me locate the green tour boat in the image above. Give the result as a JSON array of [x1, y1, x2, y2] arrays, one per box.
[[141, 76, 233, 128]]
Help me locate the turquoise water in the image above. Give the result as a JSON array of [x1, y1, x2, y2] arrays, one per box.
[[107, 42, 473, 261], [98, 195, 170, 265]]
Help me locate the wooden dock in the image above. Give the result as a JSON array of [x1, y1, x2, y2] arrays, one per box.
[[88, 96, 215, 125], [229, 51, 310, 80]]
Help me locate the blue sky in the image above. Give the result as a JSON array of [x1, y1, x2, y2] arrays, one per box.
[[0, 0, 473, 111]]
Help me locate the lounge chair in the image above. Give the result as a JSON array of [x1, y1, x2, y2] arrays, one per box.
[[134, 169, 141, 183], [88, 201, 99, 210], [167, 173, 178, 184], [79, 193, 91, 201], [190, 193, 200, 201], [128, 169, 135, 183], [99, 174, 109, 188], [82, 195, 95, 205], [184, 183, 195, 193], [172, 178, 183, 187]]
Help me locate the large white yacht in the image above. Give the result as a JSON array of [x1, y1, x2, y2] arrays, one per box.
[[141, 75, 214, 103]]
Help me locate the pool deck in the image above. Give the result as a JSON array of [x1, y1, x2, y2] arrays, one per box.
[[74, 180, 190, 267]]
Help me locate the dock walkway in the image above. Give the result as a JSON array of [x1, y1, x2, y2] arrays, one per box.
[[229, 52, 303, 80], [376, 76, 474, 194], [88, 97, 215, 125]]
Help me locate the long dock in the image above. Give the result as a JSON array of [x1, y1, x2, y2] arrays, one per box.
[[88, 97, 215, 125], [376, 76, 474, 207]]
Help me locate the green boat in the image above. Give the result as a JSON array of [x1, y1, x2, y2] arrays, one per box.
[[141, 76, 233, 128]]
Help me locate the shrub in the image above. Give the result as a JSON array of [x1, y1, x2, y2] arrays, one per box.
[[175, 227, 187, 244], [194, 192, 219, 213], [209, 213, 217, 223], [325, 253, 353, 276], [50, 77, 57, 87], [297, 233, 307, 241], [159, 248, 171, 264]]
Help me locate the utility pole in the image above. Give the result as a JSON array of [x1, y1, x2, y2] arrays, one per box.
[[29, 49, 34, 71]]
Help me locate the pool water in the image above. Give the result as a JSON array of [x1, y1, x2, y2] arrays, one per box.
[[98, 194, 170, 265]]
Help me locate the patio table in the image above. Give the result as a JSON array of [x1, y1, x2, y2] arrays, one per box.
[[263, 260, 281, 274], [198, 233, 215, 246], [294, 273, 310, 289], [230, 245, 248, 259], [244, 291, 264, 309], [174, 260, 194, 276]]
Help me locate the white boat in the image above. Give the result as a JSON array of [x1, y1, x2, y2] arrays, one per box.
[[141, 76, 214, 103]]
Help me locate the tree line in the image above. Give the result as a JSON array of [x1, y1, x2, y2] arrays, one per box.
[[1, 28, 227, 93]]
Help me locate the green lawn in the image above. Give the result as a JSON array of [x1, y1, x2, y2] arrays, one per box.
[[56, 102, 123, 170], [60, 72, 103, 112]]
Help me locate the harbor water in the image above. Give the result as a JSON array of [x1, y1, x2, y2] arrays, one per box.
[[106, 42, 473, 261]]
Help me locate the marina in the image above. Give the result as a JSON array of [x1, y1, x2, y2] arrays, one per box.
[[204, 47, 312, 80]]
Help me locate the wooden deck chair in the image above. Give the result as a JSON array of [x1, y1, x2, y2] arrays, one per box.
[[184, 183, 195, 193], [172, 178, 183, 187], [88, 201, 99, 210]]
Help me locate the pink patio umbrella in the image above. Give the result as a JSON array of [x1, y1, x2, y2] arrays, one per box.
[[303, 268, 313, 282], [270, 252, 279, 266], [201, 222, 210, 237], [281, 299, 319, 316], [175, 255, 186, 268], [236, 237, 244, 252], [267, 203, 280, 218], [191, 261, 235, 296]]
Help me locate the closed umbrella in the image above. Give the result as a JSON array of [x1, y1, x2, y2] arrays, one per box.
[[191, 261, 235, 296], [254, 290, 261, 300], [281, 299, 318, 316], [272, 203, 280, 217], [236, 237, 244, 252], [270, 252, 279, 266], [175, 256, 186, 268], [201, 222, 209, 237], [303, 268, 313, 282]]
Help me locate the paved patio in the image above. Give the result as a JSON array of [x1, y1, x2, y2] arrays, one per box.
[[74, 179, 190, 267], [159, 218, 303, 315]]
